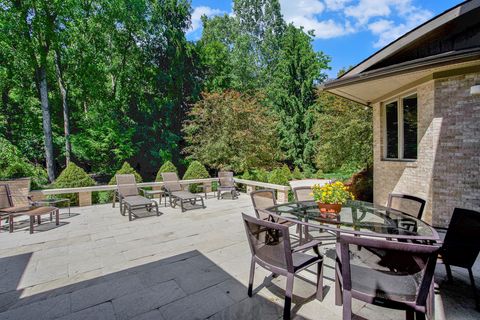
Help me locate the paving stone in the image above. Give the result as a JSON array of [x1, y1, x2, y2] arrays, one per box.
[[130, 309, 165, 320], [70, 274, 145, 312], [57, 302, 115, 320], [0, 294, 70, 320], [112, 280, 186, 320], [159, 285, 236, 320]]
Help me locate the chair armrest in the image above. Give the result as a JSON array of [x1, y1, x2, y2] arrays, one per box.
[[292, 240, 322, 252]]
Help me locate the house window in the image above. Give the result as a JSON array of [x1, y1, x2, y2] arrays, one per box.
[[383, 93, 418, 160]]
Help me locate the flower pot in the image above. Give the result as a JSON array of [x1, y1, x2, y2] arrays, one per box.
[[316, 202, 342, 214]]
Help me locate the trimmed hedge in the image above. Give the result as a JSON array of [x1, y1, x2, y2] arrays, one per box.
[[155, 161, 178, 181], [292, 166, 304, 180], [183, 161, 209, 192], [108, 162, 142, 185], [54, 163, 96, 205], [281, 164, 292, 181], [267, 168, 289, 186]]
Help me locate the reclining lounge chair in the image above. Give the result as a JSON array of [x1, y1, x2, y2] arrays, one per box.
[[161, 172, 205, 213], [115, 174, 160, 221], [217, 171, 239, 200]]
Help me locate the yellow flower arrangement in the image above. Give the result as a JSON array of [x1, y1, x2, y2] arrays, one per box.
[[311, 181, 354, 204]]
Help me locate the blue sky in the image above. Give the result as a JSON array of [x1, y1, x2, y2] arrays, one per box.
[[187, 0, 464, 79]]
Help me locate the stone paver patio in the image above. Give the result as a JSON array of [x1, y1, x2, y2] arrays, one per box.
[[0, 194, 478, 320]]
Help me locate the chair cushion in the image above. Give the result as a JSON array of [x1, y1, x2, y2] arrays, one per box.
[[293, 252, 321, 271]]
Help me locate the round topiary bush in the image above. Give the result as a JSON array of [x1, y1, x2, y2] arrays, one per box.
[[96, 162, 143, 204], [268, 168, 289, 186], [54, 163, 96, 206], [292, 166, 304, 180], [281, 164, 292, 181], [155, 161, 178, 181], [0, 137, 48, 189], [108, 162, 143, 185], [183, 161, 210, 193]]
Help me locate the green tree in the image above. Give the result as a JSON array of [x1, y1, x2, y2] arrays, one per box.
[[183, 91, 281, 172], [312, 91, 373, 174], [269, 24, 330, 170], [108, 162, 143, 185]]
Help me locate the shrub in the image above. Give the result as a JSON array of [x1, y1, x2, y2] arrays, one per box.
[[108, 162, 143, 185], [54, 163, 96, 206], [98, 162, 143, 204], [292, 166, 304, 180], [0, 137, 48, 189], [183, 161, 210, 192], [241, 169, 269, 183], [155, 161, 178, 181], [281, 164, 292, 181], [348, 166, 373, 202], [268, 168, 289, 186]]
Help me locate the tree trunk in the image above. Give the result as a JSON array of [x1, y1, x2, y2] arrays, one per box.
[[54, 49, 71, 165], [37, 65, 55, 182]]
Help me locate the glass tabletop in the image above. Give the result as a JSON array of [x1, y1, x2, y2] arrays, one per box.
[[267, 200, 439, 240]]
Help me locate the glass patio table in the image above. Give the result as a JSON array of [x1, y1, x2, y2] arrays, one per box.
[[266, 200, 440, 242]]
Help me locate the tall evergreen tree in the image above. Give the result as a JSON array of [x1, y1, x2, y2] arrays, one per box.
[[269, 24, 330, 170]]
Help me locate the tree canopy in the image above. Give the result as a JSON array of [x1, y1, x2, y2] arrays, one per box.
[[1, 0, 372, 189]]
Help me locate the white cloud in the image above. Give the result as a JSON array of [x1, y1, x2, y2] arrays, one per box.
[[278, 0, 433, 46], [359, 1, 433, 47], [324, 0, 353, 11], [279, 0, 354, 39], [188, 6, 224, 35]]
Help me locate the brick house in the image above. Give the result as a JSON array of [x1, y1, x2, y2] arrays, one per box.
[[323, 0, 480, 227]]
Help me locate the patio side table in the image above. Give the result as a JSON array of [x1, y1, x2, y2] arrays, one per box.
[[140, 188, 167, 207], [34, 198, 71, 216]]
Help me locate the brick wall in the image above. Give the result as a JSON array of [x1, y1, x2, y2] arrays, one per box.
[[432, 72, 480, 227], [373, 72, 480, 227]]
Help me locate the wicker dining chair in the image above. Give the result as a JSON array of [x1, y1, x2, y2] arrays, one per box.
[[336, 234, 440, 320], [242, 213, 323, 320]]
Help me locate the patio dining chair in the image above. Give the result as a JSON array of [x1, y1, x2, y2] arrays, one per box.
[[242, 213, 323, 320], [336, 234, 440, 320], [217, 171, 239, 200], [115, 174, 160, 221], [250, 189, 303, 241], [0, 178, 59, 234], [387, 193, 426, 232], [292, 186, 314, 202], [161, 172, 205, 212], [439, 208, 480, 309]]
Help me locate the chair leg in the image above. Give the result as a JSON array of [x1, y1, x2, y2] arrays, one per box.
[[9, 215, 14, 233], [29, 216, 34, 234], [248, 258, 255, 297], [342, 288, 352, 320], [316, 260, 324, 301], [445, 264, 453, 282], [284, 273, 294, 320], [468, 268, 479, 310], [335, 261, 343, 306], [155, 203, 159, 216], [55, 209, 59, 225], [405, 310, 414, 320]]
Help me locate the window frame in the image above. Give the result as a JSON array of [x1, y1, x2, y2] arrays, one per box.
[[382, 92, 418, 161]]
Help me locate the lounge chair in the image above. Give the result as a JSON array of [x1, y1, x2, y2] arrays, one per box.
[[115, 174, 160, 221], [217, 171, 239, 199], [0, 178, 59, 234], [161, 172, 205, 212]]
